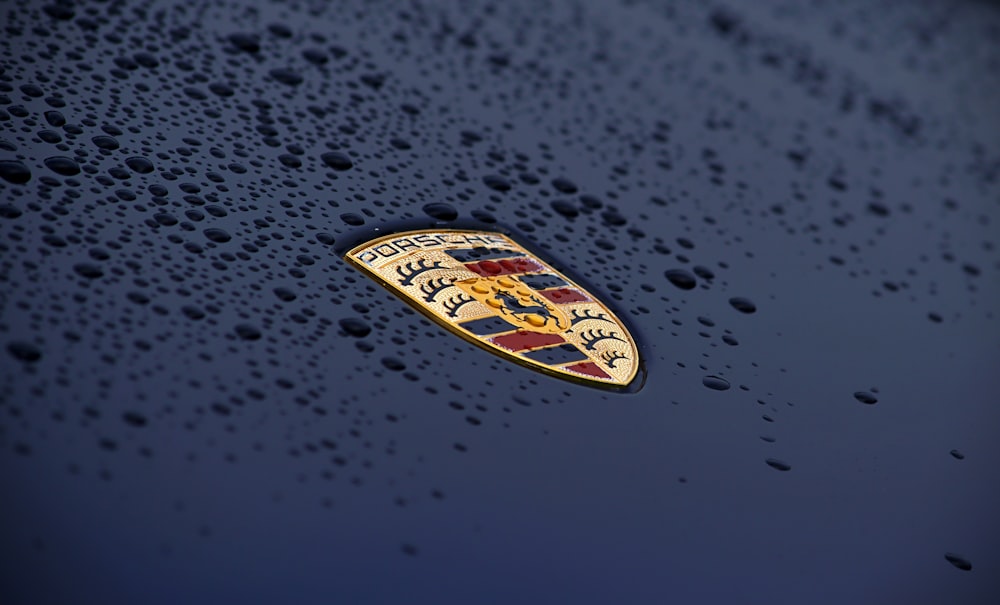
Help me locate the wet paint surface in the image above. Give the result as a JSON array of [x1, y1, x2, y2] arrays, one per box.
[[1, 1, 998, 603]]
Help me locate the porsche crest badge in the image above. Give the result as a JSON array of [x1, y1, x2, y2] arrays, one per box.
[[346, 229, 640, 388]]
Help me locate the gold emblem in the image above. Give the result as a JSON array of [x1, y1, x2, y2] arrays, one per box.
[[345, 229, 640, 388]]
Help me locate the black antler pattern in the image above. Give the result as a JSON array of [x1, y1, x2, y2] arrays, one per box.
[[419, 276, 454, 302], [396, 258, 445, 286], [570, 308, 612, 325], [601, 350, 628, 369], [580, 328, 627, 350], [442, 293, 474, 318]]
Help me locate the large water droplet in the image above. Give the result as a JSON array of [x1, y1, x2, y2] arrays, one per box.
[[204, 228, 232, 243], [321, 151, 354, 171], [729, 297, 757, 314], [0, 160, 31, 184], [665, 269, 697, 290], [7, 341, 42, 362], [125, 156, 154, 174], [44, 156, 80, 176]]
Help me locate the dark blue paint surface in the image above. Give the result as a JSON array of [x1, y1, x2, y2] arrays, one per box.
[[1, 1, 998, 603]]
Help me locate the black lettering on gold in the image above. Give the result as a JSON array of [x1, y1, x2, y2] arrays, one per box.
[[374, 243, 399, 258], [393, 238, 418, 252], [413, 234, 441, 247]]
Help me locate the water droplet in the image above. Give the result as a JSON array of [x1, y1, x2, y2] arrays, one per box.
[[274, 287, 297, 302], [692, 265, 715, 280], [854, 391, 878, 405], [765, 458, 792, 471], [43, 3, 75, 20], [551, 177, 578, 194], [482, 174, 511, 191], [340, 212, 364, 226], [381, 357, 405, 371], [422, 202, 457, 221], [227, 33, 261, 53], [944, 553, 972, 571], [125, 156, 154, 174], [0, 204, 22, 219], [7, 341, 42, 363], [203, 228, 232, 243], [234, 324, 262, 341], [73, 263, 104, 279], [702, 375, 731, 391], [729, 297, 757, 314], [550, 200, 578, 218], [43, 156, 80, 176], [44, 110, 65, 127], [321, 151, 353, 171], [0, 160, 31, 185], [122, 412, 148, 427], [92, 135, 120, 150], [269, 68, 303, 86], [339, 318, 371, 338], [665, 269, 697, 290]]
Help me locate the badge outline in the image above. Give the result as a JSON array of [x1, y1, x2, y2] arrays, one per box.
[[344, 228, 641, 389]]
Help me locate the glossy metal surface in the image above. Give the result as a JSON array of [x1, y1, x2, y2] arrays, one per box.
[[1, 0, 997, 603]]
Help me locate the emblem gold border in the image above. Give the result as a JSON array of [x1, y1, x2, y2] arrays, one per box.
[[345, 229, 641, 389]]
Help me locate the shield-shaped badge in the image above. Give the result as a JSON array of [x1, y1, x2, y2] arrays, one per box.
[[346, 229, 641, 388]]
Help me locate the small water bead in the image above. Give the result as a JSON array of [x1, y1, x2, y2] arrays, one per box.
[[853, 391, 878, 405], [274, 287, 297, 302], [122, 412, 148, 427], [550, 200, 578, 218], [422, 202, 457, 221], [321, 151, 354, 171], [7, 341, 42, 362], [92, 135, 120, 150], [234, 324, 262, 341], [728, 297, 756, 314], [228, 32, 261, 53], [944, 553, 972, 571], [482, 174, 511, 191], [73, 263, 104, 279], [765, 458, 791, 471], [381, 357, 405, 371], [269, 68, 304, 86], [692, 265, 715, 280], [340, 212, 364, 226], [665, 269, 697, 290], [339, 318, 371, 338], [551, 177, 577, 194], [702, 375, 731, 391]]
